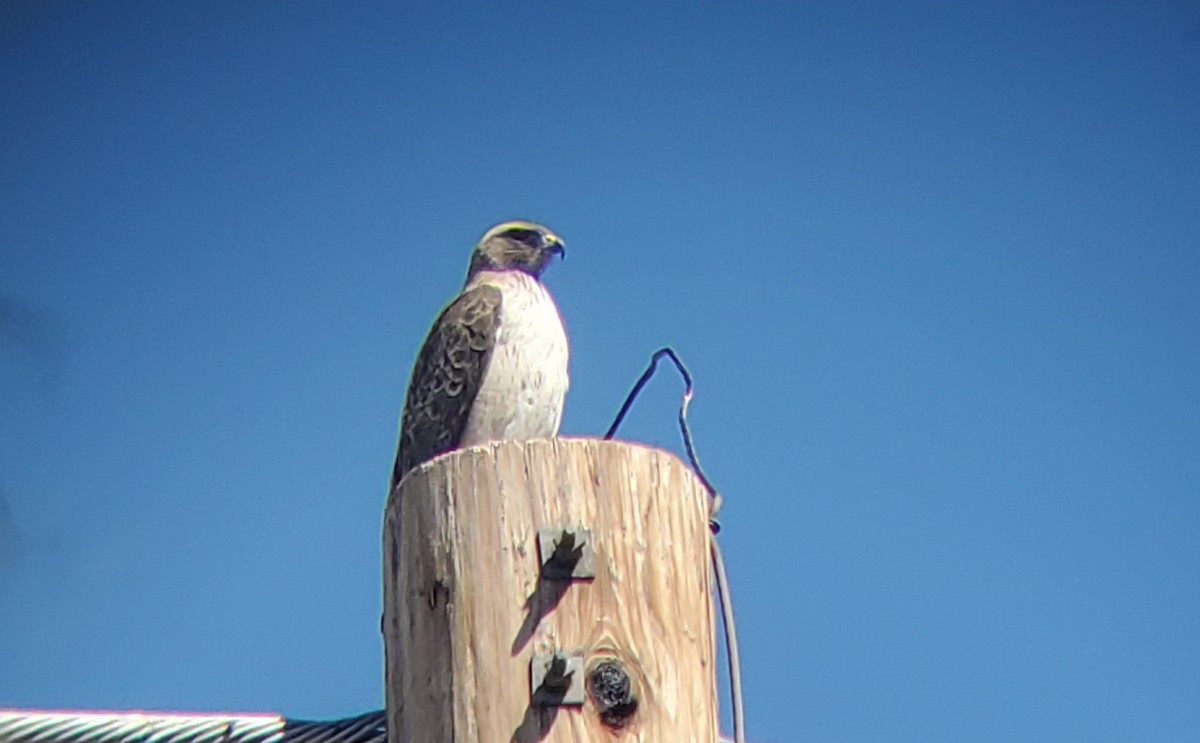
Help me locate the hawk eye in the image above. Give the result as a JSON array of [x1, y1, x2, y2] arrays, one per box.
[[504, 228, 539, 246]]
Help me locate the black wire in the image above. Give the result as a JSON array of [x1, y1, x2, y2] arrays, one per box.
[[711, 535, 746, 743], [603, 348, 720, 502]]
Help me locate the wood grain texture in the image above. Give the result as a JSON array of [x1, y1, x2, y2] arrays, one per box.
[[383, 438, 717, 743]]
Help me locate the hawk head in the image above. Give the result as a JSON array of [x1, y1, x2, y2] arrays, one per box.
[[468, 220, 565, 279]]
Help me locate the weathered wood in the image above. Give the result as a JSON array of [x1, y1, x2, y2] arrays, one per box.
[[383, 437, 717, 742]]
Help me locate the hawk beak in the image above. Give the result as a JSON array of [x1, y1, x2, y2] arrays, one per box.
[[546, 239, 566, 259]]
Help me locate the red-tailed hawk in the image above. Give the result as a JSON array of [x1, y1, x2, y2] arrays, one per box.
[[391, 220, 569, 489]]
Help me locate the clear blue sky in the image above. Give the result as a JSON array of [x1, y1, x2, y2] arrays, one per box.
[[2, 2, 1198, 741]]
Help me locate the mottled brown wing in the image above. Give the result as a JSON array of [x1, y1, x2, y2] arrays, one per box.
[[392, 284, 502, 488]]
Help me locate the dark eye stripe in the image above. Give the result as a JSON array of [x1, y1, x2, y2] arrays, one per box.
[[504, 228, 539, 245]]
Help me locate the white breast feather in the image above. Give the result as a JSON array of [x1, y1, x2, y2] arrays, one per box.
[[459, 270, 569, 447]]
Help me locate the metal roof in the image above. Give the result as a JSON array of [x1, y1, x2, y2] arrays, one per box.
[[0, 710, 736, 743], [0, 711, 384, 743]]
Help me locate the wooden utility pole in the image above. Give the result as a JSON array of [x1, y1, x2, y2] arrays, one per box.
[[382, 437, 717, 742]]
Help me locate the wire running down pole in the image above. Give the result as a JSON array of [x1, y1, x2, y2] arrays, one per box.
[[604, 347, 745, 743]]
